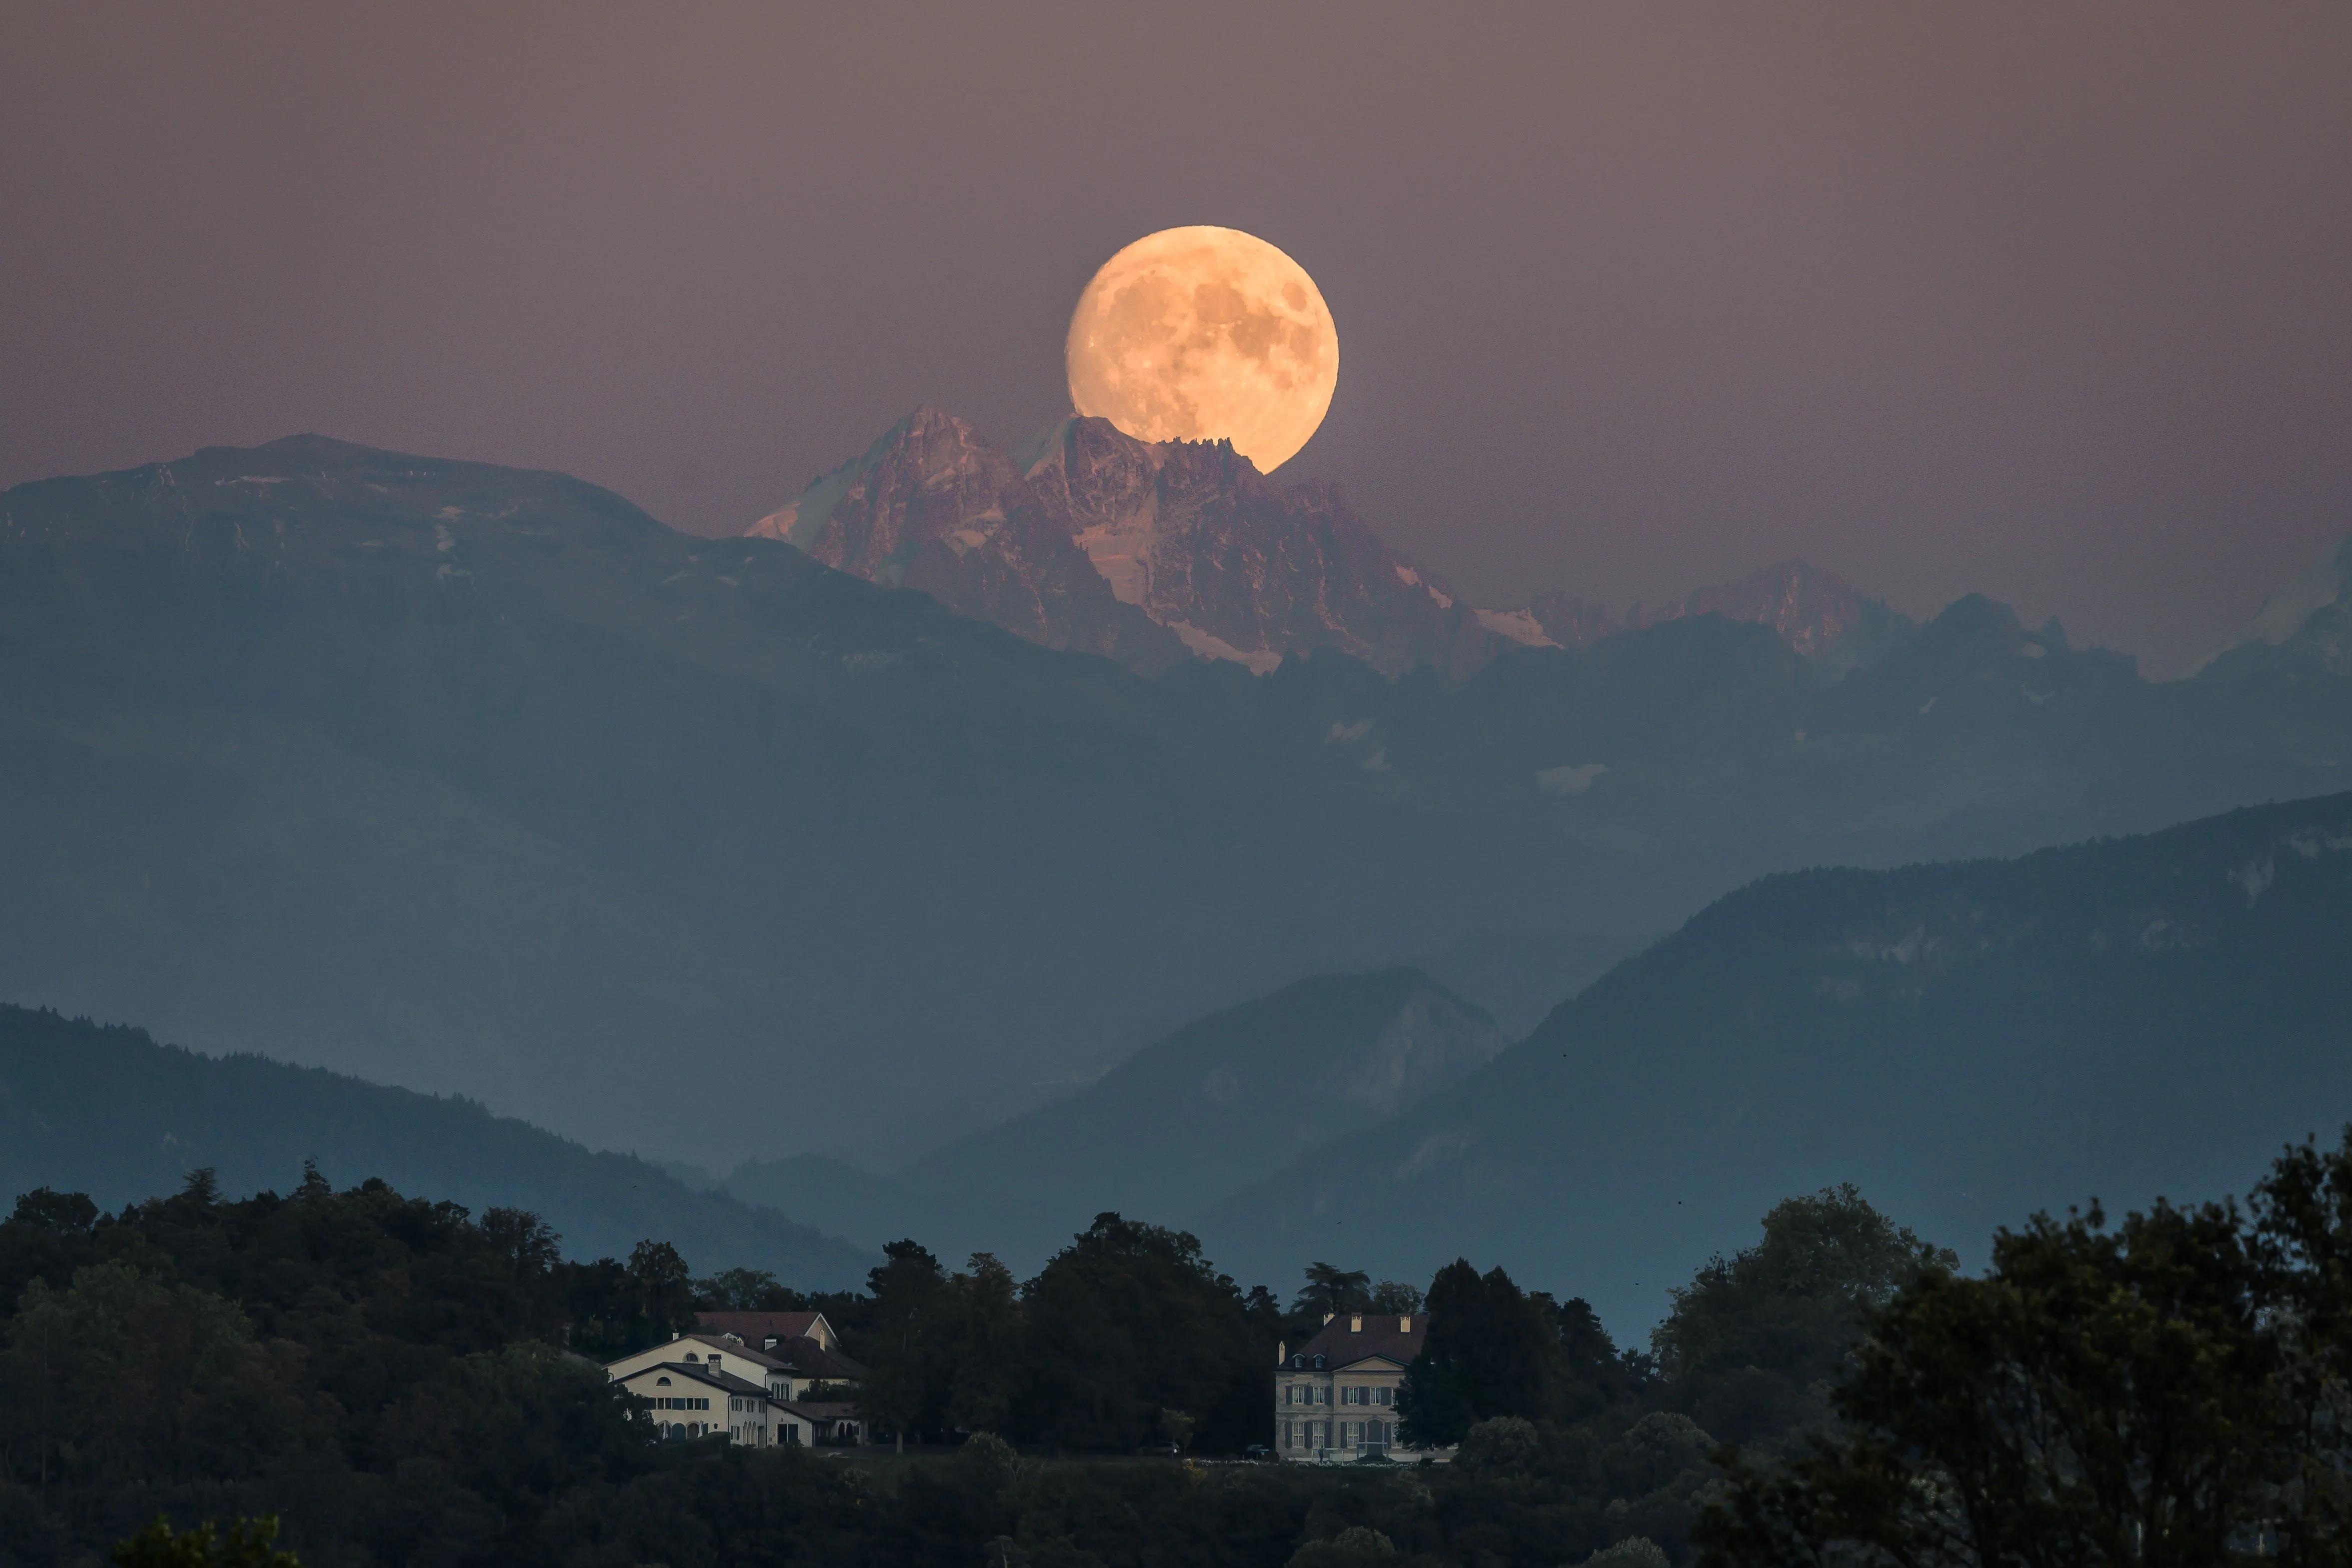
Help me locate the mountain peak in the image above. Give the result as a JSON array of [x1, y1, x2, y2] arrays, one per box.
[[754, 412, 1483, 678], [752, 419, 1923, 681], [1633, 559, 1878, 657]]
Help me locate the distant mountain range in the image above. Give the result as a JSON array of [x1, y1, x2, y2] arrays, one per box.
[[1192, 791, 2352, 1335], [0, 1004, 875, 1287], [750, 410, 1913, 680], [721, 967, 1503, 1265], [2, 431, 2347, 1179]]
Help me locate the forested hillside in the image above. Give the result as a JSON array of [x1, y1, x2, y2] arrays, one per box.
[[0, 1161, 1954, 1567], [0, 1005, 873, 1285]]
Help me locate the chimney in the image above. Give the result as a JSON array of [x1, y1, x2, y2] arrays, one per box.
[[1275, 1341, 1286, 1364], [1401, 1315, 1413, 1333], [670, 1332, 680, 1341], [1350, 1315, 1362, 1332], [1322, 1313, 1334, 1326], [764, 1336, 779, 1350]]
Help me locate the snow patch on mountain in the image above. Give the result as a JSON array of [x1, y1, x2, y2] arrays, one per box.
[[1171, 619, 1281, 673], [1476, 607, 1559, 647]]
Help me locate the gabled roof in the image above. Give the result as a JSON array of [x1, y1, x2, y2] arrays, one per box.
[[618, 1361, 782, 1400], [616, 1360, 732, 1394], [1285, 1313, 1429, 1374], [696, 1310, 829, 1346], [776, 1337, 868, 1382], [778, 1400, 860, 1423], [674, 1333, 790, 1374]]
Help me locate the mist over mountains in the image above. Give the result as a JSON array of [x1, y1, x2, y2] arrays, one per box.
[[1, 425, 2347, 1195], [1200, 790, 2352, 1334], [722, 967, 1504, 1266]]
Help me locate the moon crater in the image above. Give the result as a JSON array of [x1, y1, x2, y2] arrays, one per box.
[[1065, 226, 1338, 472]]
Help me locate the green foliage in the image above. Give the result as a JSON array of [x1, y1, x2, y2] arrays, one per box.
[[1578, 1536, 1669, 1568], [1014, 1214, 1272, 1454], [862, 1239, 949, 1446], [1, 1261, 303, 1493], [1285, 1525, 1396, 1568], [112, 1515, 299, 1568], [62, 1143, 2352, 1568], [1455, 1416, 1543, 1476], [1698, 1144, 2352, 1568], [1651, 1183, 1951, 1447], [1294, 1263, 1373, 1321], [693, 1266, 799, 1311], [1398, 1260, 1562, 1446]]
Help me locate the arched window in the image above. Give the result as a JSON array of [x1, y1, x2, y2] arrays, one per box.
[[656, 1376, 672, 1386]]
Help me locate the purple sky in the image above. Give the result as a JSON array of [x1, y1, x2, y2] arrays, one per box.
[[6, 1, 2348, 673]]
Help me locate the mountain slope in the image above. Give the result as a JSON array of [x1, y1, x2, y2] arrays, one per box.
[[1197, 792, 2352, 1335], [0, 1004, 876, 1286], [0, 434, 1650, 1166], [5, 433, 2349, 1184], [724, 968, 1505, 1267]]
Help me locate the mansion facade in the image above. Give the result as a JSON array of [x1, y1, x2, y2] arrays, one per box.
[[1274, 1311, 1428, 1461]]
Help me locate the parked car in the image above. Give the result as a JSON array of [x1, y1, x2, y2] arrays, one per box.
[[1242, 1444, 1271, 1461], [1137, 1441, 1181, 1456]]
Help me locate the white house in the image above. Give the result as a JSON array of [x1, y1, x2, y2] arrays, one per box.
[[604, 1331, 867, 1447], [1274, 1313, 1428, 1461]]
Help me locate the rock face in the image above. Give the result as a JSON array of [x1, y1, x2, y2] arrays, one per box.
[[754, 414, 1919, 680], [746, 410, 1188, 672], [754, 411, 1495, 677], [1021, 415, 1494, 676]]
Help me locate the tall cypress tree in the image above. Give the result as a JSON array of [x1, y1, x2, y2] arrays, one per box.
[[1398, 1260, 1562, 1446]]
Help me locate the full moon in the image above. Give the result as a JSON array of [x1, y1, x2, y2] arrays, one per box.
[[1065, 226, 1338, 473]]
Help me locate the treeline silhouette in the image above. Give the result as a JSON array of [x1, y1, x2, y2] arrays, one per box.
[[11, 1138, 2352, 1567]]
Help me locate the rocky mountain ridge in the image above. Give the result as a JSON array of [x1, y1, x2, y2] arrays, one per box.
[[752, 411, 1906, 679]]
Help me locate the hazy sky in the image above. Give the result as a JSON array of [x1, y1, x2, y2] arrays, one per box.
[[6, 1, 2347, 673]]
